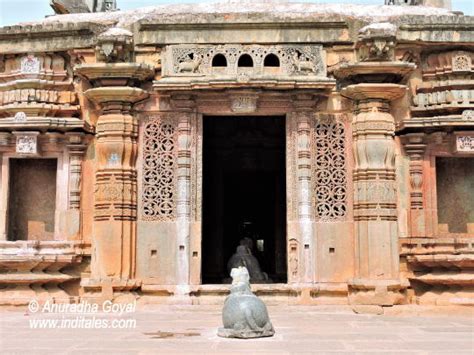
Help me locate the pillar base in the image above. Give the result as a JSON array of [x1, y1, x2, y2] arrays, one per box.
[[348, 279, 409, 306]]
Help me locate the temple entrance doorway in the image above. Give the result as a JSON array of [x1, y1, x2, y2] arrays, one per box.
[[202, 115, 287, 284]]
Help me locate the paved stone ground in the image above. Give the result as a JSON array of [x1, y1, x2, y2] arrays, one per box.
[[1, 305, 473, 354]]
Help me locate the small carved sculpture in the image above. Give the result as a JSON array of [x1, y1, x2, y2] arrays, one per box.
[[227, 244, 270, 283], [218, 266, 275, 339], [178, 55, 202, 73], [291, 52, 315, 74]]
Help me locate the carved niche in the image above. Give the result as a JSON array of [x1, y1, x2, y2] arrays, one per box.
[[312, 117, 348, 221], [162, 44, 326, 78], [141, 115, 178, 221]]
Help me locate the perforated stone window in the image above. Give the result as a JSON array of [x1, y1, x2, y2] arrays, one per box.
[[141, 118, 178, 221], [313, 120, 347, 221]]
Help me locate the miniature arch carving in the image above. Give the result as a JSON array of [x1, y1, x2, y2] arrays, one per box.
[[263, 53, 280, 67], [212, 53, 228, 67], [237, 54, 254, 67]]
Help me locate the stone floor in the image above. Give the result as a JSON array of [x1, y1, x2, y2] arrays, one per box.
[[0, 305, 473, 354]]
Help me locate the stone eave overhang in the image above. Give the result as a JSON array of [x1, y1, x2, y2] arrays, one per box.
[[136, 20, 352, 45], [153, 77, 336, 92], [0, 22, 109, 54], [0, 117, 94, 133], [396, 16, 474, 44], [396, 116, 474, 134]]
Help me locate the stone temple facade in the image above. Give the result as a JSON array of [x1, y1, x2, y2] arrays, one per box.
[[0, 1, 473, 307]]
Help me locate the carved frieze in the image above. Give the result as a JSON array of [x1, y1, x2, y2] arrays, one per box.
[[162, 44, 326, 78]]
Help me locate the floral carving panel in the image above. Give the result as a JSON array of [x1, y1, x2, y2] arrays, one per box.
[[141, 117, 178, 221], [313, 120, 347, 221]]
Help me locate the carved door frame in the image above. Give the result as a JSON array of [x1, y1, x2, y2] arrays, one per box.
[[191, 108, 293, 286]]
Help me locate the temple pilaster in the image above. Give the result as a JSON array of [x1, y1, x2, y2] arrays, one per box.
[[75, 30, 154, 296], [336, 23, 415, 305], [292, 94, 317, 284]]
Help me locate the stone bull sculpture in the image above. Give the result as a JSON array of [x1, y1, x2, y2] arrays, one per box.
[[218, 266, 275, 339]]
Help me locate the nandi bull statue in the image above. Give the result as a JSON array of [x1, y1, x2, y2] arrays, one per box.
[[218, 266, 275, 339]]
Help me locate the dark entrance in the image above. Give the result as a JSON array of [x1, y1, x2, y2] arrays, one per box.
[[202, 116, 287, 284]]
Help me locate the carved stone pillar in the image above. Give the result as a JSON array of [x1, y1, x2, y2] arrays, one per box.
[[173, 95, 194, 294], [293, 94, 316, 284], [402, 133, 427, 237], [342, 84, 408, 305], [76, 63, 153, 295]]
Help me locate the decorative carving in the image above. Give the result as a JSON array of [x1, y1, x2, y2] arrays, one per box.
[[67, 133, 86, 210], [96, 28, 133, 63], [402, 134, 427, 210], [177, 54, 202, 73], [291, 51, 316, 74], [313, 120, 347, 221], [141, 117, 178, 221], [462, 110, 474, 120], [456, 136, 474, 152], [288, 238, 299, 282], [164, 44, 326, 77], [357, 23, 396, 62], [452, 54, 471, 72], [14, 132, 39, 154], [14, 112, 27, 122], [20, 55, 40, 74], [230, 95, 258, 113]]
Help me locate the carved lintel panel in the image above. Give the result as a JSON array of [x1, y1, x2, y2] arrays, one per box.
[[162, 44, 326, 78], [141, 115, 178, 221]]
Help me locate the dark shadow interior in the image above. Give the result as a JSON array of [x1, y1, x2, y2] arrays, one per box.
[[202, 116, 287, 284], [8, 158, 57, 241]]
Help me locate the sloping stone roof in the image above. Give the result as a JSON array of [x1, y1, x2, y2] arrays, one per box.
[[16, 2, 457, 29]]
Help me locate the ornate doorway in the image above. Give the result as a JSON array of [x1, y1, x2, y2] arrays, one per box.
[[201, 115, 287, 284]]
